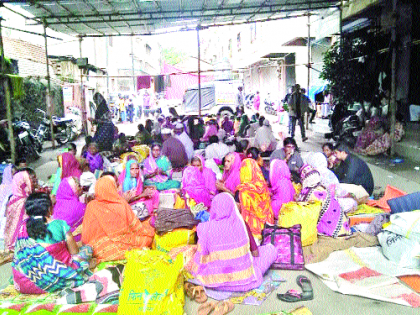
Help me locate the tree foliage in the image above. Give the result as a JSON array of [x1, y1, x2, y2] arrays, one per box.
[[320, 35, 379, 108], [162, 47, 187, 65]]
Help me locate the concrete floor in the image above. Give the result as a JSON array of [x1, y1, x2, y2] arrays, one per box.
[[2, 113, 420, 314]]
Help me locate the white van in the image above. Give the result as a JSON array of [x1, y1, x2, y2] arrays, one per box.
[[181, 80, 242, 116]]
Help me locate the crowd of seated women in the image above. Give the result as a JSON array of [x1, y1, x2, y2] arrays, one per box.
[[0, 105, 376, 297]]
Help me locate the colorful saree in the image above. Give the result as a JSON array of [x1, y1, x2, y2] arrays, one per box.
[[221, 152, 241, 193], [4, 171, 33, 251], [81, 176, 154, 262], [191, 193, 276, 291], [238, 159, 274, 236], [298, 165, 350, 238], [120, 160, 159, 213], [53, 177, 86, 241], [0, 165, 14, 240], [143, 153, 180, 191], [182, 166, 212, 208], [269, 159, 295, 219], [12, 222, 90, 294], [196, 155, 217, 196], [61, 152, 82, 179]]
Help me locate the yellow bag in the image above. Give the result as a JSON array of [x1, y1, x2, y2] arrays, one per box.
[[278, 201, 321, 246], [118, 249, 184, 315], [174, 194, 186, 209], [153, 228, 196, 253]]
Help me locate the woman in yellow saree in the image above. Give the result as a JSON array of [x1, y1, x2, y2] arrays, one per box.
[[237, 158, 274, 237]]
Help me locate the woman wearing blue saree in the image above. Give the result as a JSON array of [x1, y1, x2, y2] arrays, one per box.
[[143, 143, 180, 191]]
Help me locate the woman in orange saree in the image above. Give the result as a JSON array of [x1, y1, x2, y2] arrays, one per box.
[[237, 158, 274, 237], [81, 175, 154, 262]]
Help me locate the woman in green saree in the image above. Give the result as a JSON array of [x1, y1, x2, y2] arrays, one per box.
[[143, 143, 181, 191]]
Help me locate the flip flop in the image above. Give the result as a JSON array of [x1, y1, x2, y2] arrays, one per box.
[[296, 275, 314, 300], [212, 300, 234, 315], [192, 286, 208, 304], [277, 289, 307, 303], [197, 301, 216, 315]]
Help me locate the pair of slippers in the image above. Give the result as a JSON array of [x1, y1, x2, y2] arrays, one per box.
[[185, 282, 208, 304], [277, 275, 314, 303], [198, 300, 234, 315]]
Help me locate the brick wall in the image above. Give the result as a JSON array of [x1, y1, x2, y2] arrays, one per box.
[[3, 37, 54, 78]]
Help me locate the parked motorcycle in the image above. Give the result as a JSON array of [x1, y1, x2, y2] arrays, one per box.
[[245, 93, 255, 109], [264, 96, 277, 116], [325, 104, 364, 148], [65, 106, 83, 138], [32, 109, 74, 150], [0, 118, 40, 163]]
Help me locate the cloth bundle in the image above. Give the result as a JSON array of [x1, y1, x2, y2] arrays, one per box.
[[154, 208, 199, 234]]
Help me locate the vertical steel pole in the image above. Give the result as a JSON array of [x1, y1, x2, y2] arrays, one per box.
[[0, 17, 15, 163], [307, 12, 311, 94], [197, 26, 202, 117], [79, 36, 87, 134], [106, 37, 110, 101], [390, 0, 397, 156], [131, 35, 136, 92], [43, 20, 55, 148]]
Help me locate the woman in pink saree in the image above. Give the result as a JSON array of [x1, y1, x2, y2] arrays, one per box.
[[191, 193, 276, 291], [119, 160, 159, 213], [216, 152, 241, 195], [4, 170, 36, 251], [191, 155, 217, 196], [181, 166, 212, 209], [53, 177, 86, 242], [269, 159, 295, 219], [61, 152, 82, 179]]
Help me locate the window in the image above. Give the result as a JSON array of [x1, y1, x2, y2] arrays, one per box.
[[237, 32, 241, 52]]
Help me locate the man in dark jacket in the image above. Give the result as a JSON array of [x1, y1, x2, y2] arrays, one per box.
[[288, 84, 308, 141], [333, 144, 374, 195]]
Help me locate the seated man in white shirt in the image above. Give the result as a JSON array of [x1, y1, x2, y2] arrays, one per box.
[[205, 135, 230, 163]]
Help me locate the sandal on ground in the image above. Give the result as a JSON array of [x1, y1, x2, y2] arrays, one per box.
[[296, 275, 314, 300], [192, 285, 208, 304], [212, 300, 234, 315], [277, 289, 311, 303], [197, 301, 216, 315]]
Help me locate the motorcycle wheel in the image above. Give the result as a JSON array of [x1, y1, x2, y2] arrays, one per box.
[[56, 126, 72, 145], [21, 142, 40, 162]]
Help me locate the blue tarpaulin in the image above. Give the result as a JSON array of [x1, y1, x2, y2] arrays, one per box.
[[308, 84, 328, 102]]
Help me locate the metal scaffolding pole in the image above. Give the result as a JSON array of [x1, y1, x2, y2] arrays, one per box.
[[43, 20, 55, 149], [390, 0, 397, 156], [0, 17, 15, 163], [131, 35, 136, 92], [197, 26, 202, 117], [106, 37, 110, 100], [307, 12, 311, 94], [79, 36, 87, 134]]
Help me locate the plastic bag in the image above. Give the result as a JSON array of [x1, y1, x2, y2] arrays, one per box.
[[277, 201, 321, 247], [384, 210, 420, 242], [118, 249, 184, 315], [378, 230, 420, 269], [153, 228, 196, 253]]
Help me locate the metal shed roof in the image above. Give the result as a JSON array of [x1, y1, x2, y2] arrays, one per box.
[[10, 0, 339, 37]]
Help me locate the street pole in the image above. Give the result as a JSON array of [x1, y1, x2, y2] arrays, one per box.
[[197, 25, 202, 117], [131, 35, 136, 93], [43, 20, 55, 149], [390, 0, 397, 156], [106, 37, 110, 101], [0, 17, 15, 164], [307, 12, 311, 129], [79, 36, 87, 135]]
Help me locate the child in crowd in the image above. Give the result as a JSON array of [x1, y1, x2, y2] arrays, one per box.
[[81, 136, 93, 158], [80, 159, 96, 197], [85, 142, 103, 175], [67, 143, 77, 156]]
